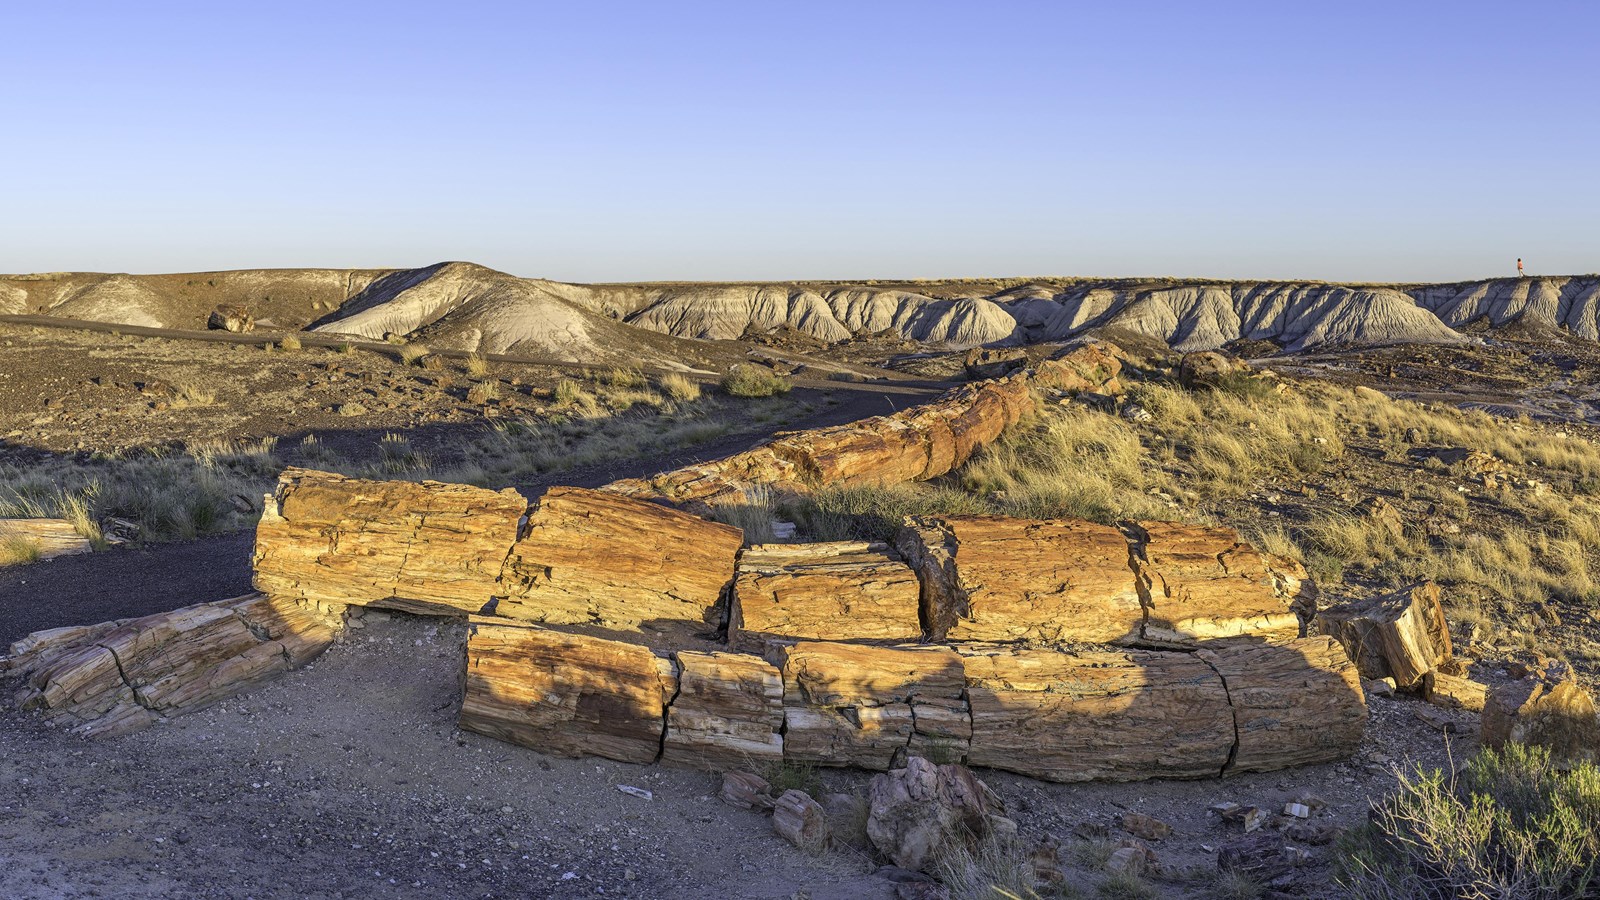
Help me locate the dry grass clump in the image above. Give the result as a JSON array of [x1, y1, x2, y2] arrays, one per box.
[[279, 333, 303, 352], [465, 352, 489, 378], [721, 364, 792, 398], [707, 486, 779, 544], [397, 343, 430, 367], [169, 379, 217, 409], [1336, 743, 1600, 899], [466, 380, 501, 404], [659, 372, 702, 403], [0, 534, 42, 566]]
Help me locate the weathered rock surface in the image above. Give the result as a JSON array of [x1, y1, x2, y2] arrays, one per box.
[[963, 347, 1027, 380], [0, 518, 93, 560], [1316, 582, 1450, 687], [1201, 636, 1366, 773], [1422, 670, 1488, 712], [896, 515, 1143, 644], [9, 593, 342, 736], [719, 771, 775, 810], [207, 304, 254, 333], [1134, 522, 1308, 646], [960, 644, 1235, 782], [459, 620, 676, 764], [778, 642, 968, 770], [772, 790, 831, 853], [1481, 676, 1599, 761], [729, 542, 922, 651], [866, 757, 1004, 872], [662, 651, 784, 770], [253, 468, 525, 614], [1028, 341, 1125, 394], [495, 487, 743, 639]]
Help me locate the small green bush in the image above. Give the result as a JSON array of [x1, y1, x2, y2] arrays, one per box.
[[721, 365, 792, 398]]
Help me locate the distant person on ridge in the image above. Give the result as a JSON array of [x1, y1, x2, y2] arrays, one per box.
[[1518, 258, 1525, 277]]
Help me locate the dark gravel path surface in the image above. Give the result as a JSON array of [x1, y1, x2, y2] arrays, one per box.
[[0, 388, 932, 646]]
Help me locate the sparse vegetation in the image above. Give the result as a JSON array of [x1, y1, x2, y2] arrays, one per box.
[[659, 372, 701, 403], [0, 534, 43, 566], [465, 352, 490, 378], [169, 379, 217, 409], [721, 364, 792, 398], [279, 333, 302, 352], [397, 343, 430, 366]]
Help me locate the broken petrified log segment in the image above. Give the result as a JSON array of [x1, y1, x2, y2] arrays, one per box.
[[1199, 636, 1366, 773], [662, 651, 784, 770], [1423, 670, 1489, 712], [729, 542, 922, 651], [866, 756, 1005, 871], [1315, 581, 1450, 687], [895, 515, 1144, 644], [495, 487, 743, 638], [0, 518, 94, 560], [772, 790, 831, 853], [10, 593, 342, 737], [459, 620, 676, 764], [1481, 676, 1599, 761], [777, 642, 968, 770], [253, 467, 526, 615], [1028, 340, 1125, 395], [959, 644, 1235, 782], [1132, 521, 1307, 646]]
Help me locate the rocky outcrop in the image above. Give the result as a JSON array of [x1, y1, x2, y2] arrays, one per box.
[[459, 620, 677, 764], [777, 642, 969, 770], [0, 518, 94, 560], [252, 468, 525, 615], [960, 644, 1235, 782], [7, 593, 343, 736], [494, 487, 744, 639], [1133, 522, 1308, 646], [662, 651, 784, 770], [1316, 582, 1451, 688], [865, 757, 1006, 871], [897, 516, 1144, 644], [729, 542, 923, 651]]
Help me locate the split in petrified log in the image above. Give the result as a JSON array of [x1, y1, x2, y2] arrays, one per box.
[[459, 619, 678, 764], [662, 650, 784, 770], [1315, 581, 1450, 688], [252, 467, 526, 615], [494, 487, 744, 640], [1132, 521, 1308, 646], [896, 515, 1144, 644], [777, 642, 969, 770], [8, 593, 343, 737], [729, 542, 922, 651], [0, 518, 94, 561], [1197, 636, 1366, 774], [961, 644, 1235, 782]]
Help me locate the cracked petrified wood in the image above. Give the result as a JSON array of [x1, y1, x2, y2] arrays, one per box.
[[0, 518, 94, 560], [253, 467, 526, 615], [960, 644, 1235, 782], [896, 515, 1144, 644], [460, 620, 677, 764], [8, 593, 343, 736], [1199, 636, 1366, 773], [663, 651, 784, 770], [1315, 581, 1451, 688], [777, 642, 969, 770], [1133, 522, 1307, 646], [729, 542, 923, 651], [494, 487, 743, 638]]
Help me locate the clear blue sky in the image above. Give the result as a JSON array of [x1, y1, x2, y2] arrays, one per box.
[[3, 1, 1595, 283]]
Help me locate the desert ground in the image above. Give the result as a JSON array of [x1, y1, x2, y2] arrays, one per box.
[[3, 266, 1598, 900]]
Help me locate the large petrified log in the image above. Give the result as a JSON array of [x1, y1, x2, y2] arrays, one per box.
[[1133, 522, 1307, 646], [1482, 675, 1599, 761], [1200, 636, 1366, 773], [729, 542, 923, 651], [1315, 581, 1450, 688], [895, 516, 1144, 644], [960, 644, 1235, 782], [777, 642, 969, 770], [459, 620, 677, 764], [253, 468, 526, 614], [9, 593, 343, 737], [1028, 340, 1126, 395], [0, 518, 94, 560], [494, 487, 743, 638], [662, 650, 784, 770]]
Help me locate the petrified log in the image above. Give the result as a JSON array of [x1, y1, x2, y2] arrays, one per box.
[[768, 417, 934, 488], [662, 651, 784, 770], [960, 645, 1235, 782], [773, 790, 830, 853], [11, 593, 342, 737], [1029, 340, 1125, 395], [459, 620, 676, 764], [1200, 636, 1366, 773], [253, 468, 526, 615], [494, 487, 743, 638], [729, 542, 922, 651], [1133, 522, 1306, 646], [1422, 670, 1488, 712], [866, 757, 1004, 871], [1481, 677, 1599, 760], [777, 642, 968, 770], [1315, 581, 1450, 687], [0, 518, 93, 561], [896, 515, 1143, 644], [207, 304, 254, 333]]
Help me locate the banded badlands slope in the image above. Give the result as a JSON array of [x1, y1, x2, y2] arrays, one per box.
[[7, 262, 1600, 358]]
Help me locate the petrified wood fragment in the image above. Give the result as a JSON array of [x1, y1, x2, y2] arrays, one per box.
[[662, 650, 784, 770], [1315, 581, 1450, 687], [1133, 522, 1306, 646], [729, 542, 922, 651], [1199, 636, 1366, 773]]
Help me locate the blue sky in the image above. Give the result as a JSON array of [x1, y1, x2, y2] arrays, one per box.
[[2, 1, 1595, 282]]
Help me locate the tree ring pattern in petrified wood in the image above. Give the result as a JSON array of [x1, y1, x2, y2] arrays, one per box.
[[728, 541, 923, 651]]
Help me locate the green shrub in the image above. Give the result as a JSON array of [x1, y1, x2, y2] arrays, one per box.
[[721, 365, 792, 398]]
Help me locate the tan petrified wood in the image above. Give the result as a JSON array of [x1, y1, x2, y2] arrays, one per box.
[[729, 542, 922, 651], [252, 467, 525, 614], [1315, 581, 1451, 687], [0, 518, 94, 560], [662, 650, 784, 770], [1133, 522, 1306, 646], [1199, 636, 1366, 773], [494, 487, 743, 638]]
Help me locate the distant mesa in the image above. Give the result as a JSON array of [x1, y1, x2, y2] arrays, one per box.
[[5, 261, 1600, 356]]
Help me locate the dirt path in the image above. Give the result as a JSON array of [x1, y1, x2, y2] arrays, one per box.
[[0, 388, 929, 646]]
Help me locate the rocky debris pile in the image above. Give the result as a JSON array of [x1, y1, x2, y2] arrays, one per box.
[[0, 518, 93, 560]]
